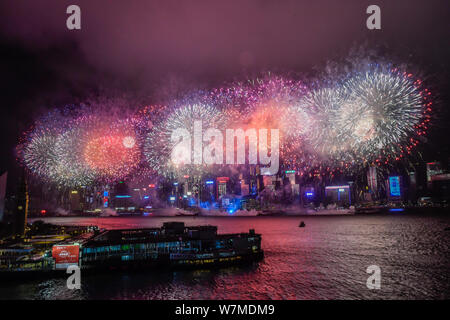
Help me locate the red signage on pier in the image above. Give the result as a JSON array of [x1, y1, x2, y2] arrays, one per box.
[[52, 245, 79, 269]]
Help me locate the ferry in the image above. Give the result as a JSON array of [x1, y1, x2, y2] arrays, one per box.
[[0, 222, 263, 278]]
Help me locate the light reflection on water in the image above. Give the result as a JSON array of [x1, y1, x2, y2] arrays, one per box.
[[1, 214, 449, 300]]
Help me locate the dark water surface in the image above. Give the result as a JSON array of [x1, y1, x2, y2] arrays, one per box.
[[1, 213, 449, 300]]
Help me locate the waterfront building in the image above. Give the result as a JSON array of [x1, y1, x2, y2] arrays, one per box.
[[113, 182, 136, 213], [324, 185, 351, 206], [69, 190, 81, 212], [301, 186, 315, 205]]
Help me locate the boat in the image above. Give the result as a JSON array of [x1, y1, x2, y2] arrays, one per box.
[[280, 205, 355, 216], [0, 222, 264, 278], [175, 211, 199, 216], [355, 204, 384, 214], [144, 207, 197, 217], [199, 208, 260, 217], [299, 221, 305, 228], [310, 206, 355, 215]]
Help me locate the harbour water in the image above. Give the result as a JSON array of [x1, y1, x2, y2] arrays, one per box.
[[1, 212, 449, 300]]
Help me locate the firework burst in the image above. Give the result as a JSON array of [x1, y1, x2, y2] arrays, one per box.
[[341, 67, 429, 163], [20, 104, 145, 187], [145, 103, 227, 177], [20, 56, 433, 184]]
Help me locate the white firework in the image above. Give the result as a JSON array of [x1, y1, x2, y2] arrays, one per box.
[[340, 69, 425, 161], [145, 103, 226, 177]]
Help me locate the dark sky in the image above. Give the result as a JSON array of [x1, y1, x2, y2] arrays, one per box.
[[1, 0, 449, 185]]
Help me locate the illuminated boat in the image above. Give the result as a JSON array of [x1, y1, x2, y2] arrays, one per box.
[[199, 208, 260, 216], [0, 222, 264, 277], [307, 206, 355, 215], [142, 208, 197, 217], [79, 222, 263, 271], [280, 205, 355, 215]]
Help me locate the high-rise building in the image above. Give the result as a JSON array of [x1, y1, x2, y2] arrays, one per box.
[[426, 162, 443, 188], [216, 177, 229, 198], [69, 190, 81, 212], [240, 178, 250, 196], [284, 170, 299, 197], [14, 173, 28, 236], [113, 181, 134, 211], [263, 175, 275, 191], [408, 171, 417, 202], [204, 179, 215, 202], [302, 186, 315, 205], [285, 170, 296, 184], [182, 175, 190, 196], [367, 166, 378, 193]]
